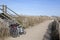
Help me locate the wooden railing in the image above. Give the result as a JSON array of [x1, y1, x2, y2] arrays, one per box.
[[0, 5, 20, 24]]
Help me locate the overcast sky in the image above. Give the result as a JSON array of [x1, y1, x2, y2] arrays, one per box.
[[0, 0, 60, 16]]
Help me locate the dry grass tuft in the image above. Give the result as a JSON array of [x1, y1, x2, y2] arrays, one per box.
[[0, 19, 10, 40]]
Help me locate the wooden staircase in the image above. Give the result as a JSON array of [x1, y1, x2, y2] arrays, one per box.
[[0, 5, 20, 25]]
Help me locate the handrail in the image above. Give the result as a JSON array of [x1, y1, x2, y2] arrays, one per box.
[[0, 5, 19, 17], [7, 7, 19, 16], [0, 8, 11, 20], [0, 13, 10, 20], [0, 5, 20, 24], [6, 8, 20, 24], [7, 11, 14, 17]]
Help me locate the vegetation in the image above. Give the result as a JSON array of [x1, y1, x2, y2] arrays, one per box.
[[0, 19, 10, 40], [16, 16, 52, 28]]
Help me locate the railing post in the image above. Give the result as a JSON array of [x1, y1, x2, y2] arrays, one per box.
[[2, 5, 7, 14]]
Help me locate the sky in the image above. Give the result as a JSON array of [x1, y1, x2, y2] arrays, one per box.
[[0, 0, 60, 16]]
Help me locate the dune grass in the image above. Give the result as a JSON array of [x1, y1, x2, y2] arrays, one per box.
[[16, 16, 52, 28], [0, 20, 10, 40]]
